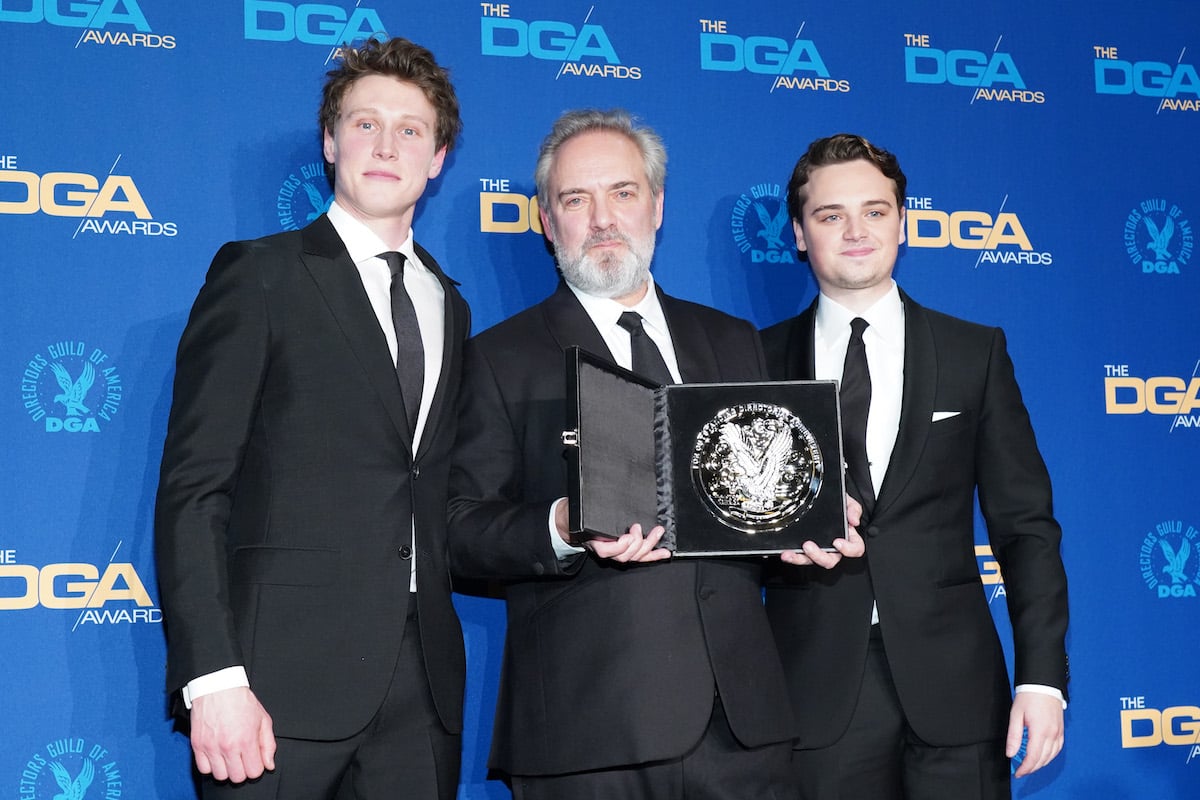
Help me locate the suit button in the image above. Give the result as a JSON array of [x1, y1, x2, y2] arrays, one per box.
[[398, 545, 413, 560], [866, 525, 881, 538], [699, 587, 715, 600], [412, 465, 421, 479]]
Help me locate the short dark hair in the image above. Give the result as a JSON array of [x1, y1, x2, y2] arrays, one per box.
[[319, 37, 462, 155], [786, 133, 906, 222]]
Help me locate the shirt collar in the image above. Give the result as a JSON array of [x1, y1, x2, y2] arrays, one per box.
[[815, 280, 904, 346], [566, 275, 667, 335], [327, 200, 421, 271]]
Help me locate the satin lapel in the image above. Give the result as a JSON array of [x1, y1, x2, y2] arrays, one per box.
[[413, 242, 461, 460], [659, 288, 719, 383], [789, 300, 818, 381], [541, 281, 616, 362], [873, 291, 936, 516], [300, 215, 414, 451]]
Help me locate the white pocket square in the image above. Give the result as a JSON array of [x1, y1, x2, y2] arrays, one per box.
[[931, 411, 961, 422]]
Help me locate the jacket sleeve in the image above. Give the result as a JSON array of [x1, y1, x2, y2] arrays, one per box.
[[975, 327, 1070, 697], [446, 337, 583, 582], [154, 241, 269, 694]]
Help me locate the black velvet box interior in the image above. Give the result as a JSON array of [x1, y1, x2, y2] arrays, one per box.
[[563, 347, 847, 556]]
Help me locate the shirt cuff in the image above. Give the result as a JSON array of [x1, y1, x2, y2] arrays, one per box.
[[549, 497, 586, 559], [1015, 683, 1067, 710], [181, 666, 250, 710]]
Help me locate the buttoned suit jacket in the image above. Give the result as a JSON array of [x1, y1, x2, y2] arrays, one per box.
[[446, 281, 796, 777], [155, 214, 469, 740], [761, 289, 1068, 749]]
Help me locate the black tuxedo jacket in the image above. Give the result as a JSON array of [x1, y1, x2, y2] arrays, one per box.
[[761, 290, 1068, 749], [447, 282, 796, 776], [155, 214, 468, 740]]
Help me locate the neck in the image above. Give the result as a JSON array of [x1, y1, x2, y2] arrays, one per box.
[[613, 280, 650, 307], [337, 197, 415, 251], [823, 282, 892, 315]]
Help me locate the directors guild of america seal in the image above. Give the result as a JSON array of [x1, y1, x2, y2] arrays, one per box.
[[691, 402, 823, 533]]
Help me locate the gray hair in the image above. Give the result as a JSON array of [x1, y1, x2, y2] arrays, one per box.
[[534, 109, 667, 206]]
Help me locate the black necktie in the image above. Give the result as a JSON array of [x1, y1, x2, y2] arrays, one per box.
[[380, 251, 424, 434], [841, 317, 875, 514], [616, 311, 674, 386]]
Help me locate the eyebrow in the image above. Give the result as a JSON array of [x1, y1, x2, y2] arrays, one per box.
[[556, 179, 640, 200], [342, 108, 432, 127], [809, 198, 894, 216]]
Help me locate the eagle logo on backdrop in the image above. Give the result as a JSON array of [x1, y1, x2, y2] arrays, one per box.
[[277, 162, 333, 231], [1160, 538, 1192, 584], [1124, 199, 1194, 275], [16, 738, 122, 799], [754, 202, 790, 250], [51, 362, 95, 417], [1139, 520, 1200, 599], [730, 182, 795, 265], [49, 759, 93, 800], [21, 342, 122, 433], [1145, 215, 1175, 261]]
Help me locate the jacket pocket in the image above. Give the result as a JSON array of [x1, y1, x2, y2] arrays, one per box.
[[230, 545, 339, 587]]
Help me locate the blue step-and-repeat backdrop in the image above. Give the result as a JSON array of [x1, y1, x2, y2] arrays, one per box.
[[2, 1, 1197, 798]]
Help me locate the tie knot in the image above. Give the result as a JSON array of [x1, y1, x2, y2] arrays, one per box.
[[379, 251, 406, 278], [849, 316, 869, 341], [616, 311, 646, 335]]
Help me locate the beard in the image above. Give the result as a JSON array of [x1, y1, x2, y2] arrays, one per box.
[[554, 228, 655, 300]]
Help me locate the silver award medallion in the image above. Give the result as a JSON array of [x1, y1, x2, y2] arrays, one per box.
[[691, 403, 823, 533]]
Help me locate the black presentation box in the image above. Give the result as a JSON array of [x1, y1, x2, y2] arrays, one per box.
[[562, 347, 847, 556]]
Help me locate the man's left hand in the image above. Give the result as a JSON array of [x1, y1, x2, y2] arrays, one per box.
[[1008, 691, 1065, 778], [780, 494, 866, 568]]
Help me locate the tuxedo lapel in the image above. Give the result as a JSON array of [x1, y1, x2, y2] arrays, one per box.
[[788, 301, 818, 381], [300, 215, 414, 452], [873, 291, 937, 516], [413, 242, 461, 460], [659, 288, 720, 383], [540, 281, 617, 362]]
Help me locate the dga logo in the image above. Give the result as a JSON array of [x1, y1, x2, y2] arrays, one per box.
[[905, 195, 1053, 265], [20, 341, 122, 433], [478, 178, 542, 234], [976, 545, 1006, 604], [1138, 520, 1200, 599], [0, 0, 175, 48], [730, 182, 794, 265], [277, 162, 332, 231], [699, 18, 850, 94], [17, 738, 124, 800], [244, 0, 385, 49], [1104, 361, 1200, 432], [1094, 45, 1200, 112], [480, 6, 642, 79], [1120, 697, 1200, 760], [0, 545, 161, 625], [1124, 199, 1193, 275], [0, 155, 177, 237], [904, 33, 1044, 104]]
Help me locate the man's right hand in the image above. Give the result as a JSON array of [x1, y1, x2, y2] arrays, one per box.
[[586, 522, 673, 563], [555, 499, 672, 563], [190, 686, 276, 783]]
